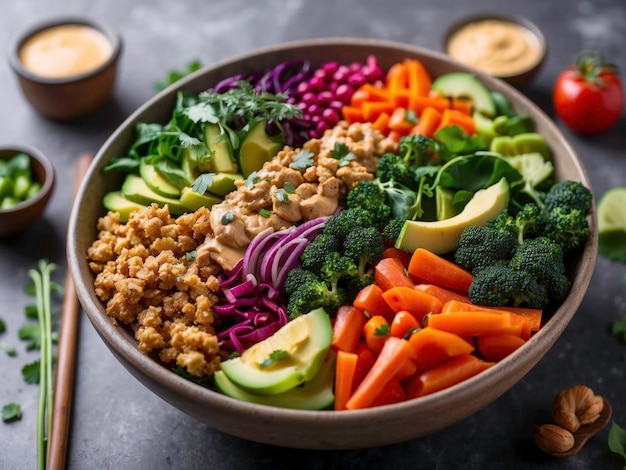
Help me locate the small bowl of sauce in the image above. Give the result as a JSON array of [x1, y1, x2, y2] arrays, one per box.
[[9, 17, 122, 120], [443, 13, 546, 88]]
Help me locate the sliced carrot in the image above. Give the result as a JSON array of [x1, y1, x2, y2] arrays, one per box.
[[332, 305, 367, 353], [353, 283, 395, 322], [362, 101, 395, 122], [408, 327, 475, 375], [334, 350, 359, 410], [436, 109, 477, 135], [390, 310, 420, 338], [408, 248, 474, 294], [451, 98, 473, 115], [382, 247, 412, 268], [385, 62, 409, 90], [350, 88, 371, 107], [360, 83, 391, 102], [387, 130, 404, 143], [374, 257, 414, 292], [494, 306, 543, 332], [346, 336, 415, 410], [388, 107, 414, 133], [427, 311, 523, 337], [441, 300, 533, 339], [394, 357, 418, 381], [477, 334, 526, 362], [363, 315, 390, 355], [405, 354, 494, 398], [414, 284, 471, 305], [353, 341, 376, 389], [372, 111, 391, 134], [409, 106, 442, 138], [405, 58, 432, 98], [341, 105, 364, 123], [370, 378, 407, 407], [391, 89, 413, 108], [408, 96, 450, 115], [382, 286, 444, 322]]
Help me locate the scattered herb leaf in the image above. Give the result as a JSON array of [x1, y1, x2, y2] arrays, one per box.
[[260, 350, 289, 368], [0, 343, 17, 357], [2, 403, 21, 423], [25, 305, 38, 319], [374, 324, 390, 337], [283, 182, 296, 194], [612, 317, 626, 343], [274, 188, 290, 204], [289, 149, 315, 170], [329, 142, 356, 167], [245, 171, 260, 189], [22, 360, 40, 385], [0, 318, 5, 334], [185, 251, 197, 263], [259, 209, 272, 218], [19, 324, 41, 351], [608, 421, 626, 468], [192, 173, 216, 194], [221, 211, 235, 225], [154, 59, 203, 92]]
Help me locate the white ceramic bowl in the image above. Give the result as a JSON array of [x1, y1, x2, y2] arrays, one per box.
[[67, 38, 597, 449]]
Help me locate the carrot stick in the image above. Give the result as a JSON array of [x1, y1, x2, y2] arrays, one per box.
[[346, 336, 415, 410], [370, 378, 407, 407], [382, 247, 412, 268], [388, 107, 414, 133], [341, 105, 364, 123], [385, 62, 409, 90], [408, 248, 474, 294], [408, 327, 474, 375], [334, 351, 359, 410], [427, 311, 523, 337], [387, 130, 403, 143], [349, 88, 371, 107], [414, 284, 471, 305], [372, 111, 391, 134], [332, 306, 367, 353], [363, 315, 390, 355], [374, 257, 415, 291], [353, 283, 395, 322], [390, 310, 420, 338], [409, 106, 441, 138], [408, 96, 450, 115], [477, 334, 526, 362], [405, 354, 494, 398], [353, 341, 376, 389], [361, 101, 395, 122], [405, 58, 432, 98], [382, 286, 444, 322], [436, 109, 477, 135], [359, 83, 390, 102], [441, 300, 535, 338]]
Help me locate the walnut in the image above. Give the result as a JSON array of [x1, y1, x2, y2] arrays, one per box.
[[552, 385, 604, 433], [533, 424, 575, 454]]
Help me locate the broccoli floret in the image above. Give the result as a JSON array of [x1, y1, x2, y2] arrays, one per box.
[[343, 226, 385, 278], [382, 217, 405, 245], [486, 203, 543, 245], [324, 207, 376, 240], [509, 237, 571, 303], [543, 207, 590, 252], [544, 180, 592, 214], [376, 153, 411, 185], [455, 225, 517, 273], [284, 268, 319, 296], [286, 276, 348, 320], [346, 180, 392, 227], [299, 233, 340, 273], [320, 252, 358, 286], [469, 261, 548, 309]]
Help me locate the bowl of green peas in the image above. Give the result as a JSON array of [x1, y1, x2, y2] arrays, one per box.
[[0, 145, 54, 238]]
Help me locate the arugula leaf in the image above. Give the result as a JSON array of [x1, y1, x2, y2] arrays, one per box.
[[103, 157, 140, 173], [608, 421, 626, 468], [329, 143, 356, 167], [192, 173, 216, 194], [154, 59, 203, 92], [289, 149, 314, 170], [22, 360, 40, 384], [2, 403, 21, 423], [259, 350, 289, 368]]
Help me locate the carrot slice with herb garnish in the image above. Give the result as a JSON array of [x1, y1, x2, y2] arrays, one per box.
[[363, 315, 390, 355], [408, 248, 474, 294], [346, 336, 415, 410]]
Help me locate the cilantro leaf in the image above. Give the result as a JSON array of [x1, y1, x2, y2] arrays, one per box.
[[608, 421, 626, 467], [25, 305, 38, 319], [259, 208, 272, 218], [283, 182, 296, 194], [274, 189, 290, 204], [329, 143, 356, 167], [374, 324, 390, 337], [22, 360, 40, 384], [221, 211, 234, 225], [2, 403, 21, 423], [154, 59, 203, 92], [192, 173, 215, 194], [260, 350, 289, 368], [289, 149, 315, 170], [245, 171, 260, 189], [19, 324, 41, 350]]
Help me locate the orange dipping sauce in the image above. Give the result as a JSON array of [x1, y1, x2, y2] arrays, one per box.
[[19, 24, 113, 79]]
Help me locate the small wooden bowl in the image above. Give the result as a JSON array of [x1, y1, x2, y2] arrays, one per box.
[[8, 16, 122, 121], [0, 145, 55, 238]]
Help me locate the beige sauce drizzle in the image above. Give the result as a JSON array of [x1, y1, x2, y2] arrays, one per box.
[[19, 24, 113, 78]]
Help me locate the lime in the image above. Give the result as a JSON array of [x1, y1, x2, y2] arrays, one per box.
[[597, 187, 626, 263]]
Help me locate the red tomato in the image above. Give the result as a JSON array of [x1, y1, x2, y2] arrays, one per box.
[[553, 52, 624, 135]]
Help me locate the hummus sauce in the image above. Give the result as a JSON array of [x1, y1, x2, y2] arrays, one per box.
[[447, 19, 543, 76], [19, 24, 113, 78]]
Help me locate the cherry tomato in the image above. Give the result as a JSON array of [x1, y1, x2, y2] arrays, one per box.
[[553, 52, 624, 135]]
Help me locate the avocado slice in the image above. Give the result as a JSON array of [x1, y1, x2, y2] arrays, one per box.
[[396, 178, 509, 254], [238, 120, 282, 177], [121, 174, 187, 215], [139, 159, 182, 198], [431, 73, 496, 117], [214, 350, 336, 409], [206, 172, 242, 196], [219, 308, 333, 395], [179, 187, 222, 211], [490, 133, 552, 160], [205, 124, 238, 173], [102, 191, 148, 222]]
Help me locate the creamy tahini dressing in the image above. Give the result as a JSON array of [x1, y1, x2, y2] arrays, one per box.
[[19, 25, 113, 78], [447, 20, 543, 76]]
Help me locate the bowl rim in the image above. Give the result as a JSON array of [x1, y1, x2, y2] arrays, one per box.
[[0, 144, 54, 214], [67, 37, 597, 444], [8, 15, 123, 85], [441, 12, 548, 79]]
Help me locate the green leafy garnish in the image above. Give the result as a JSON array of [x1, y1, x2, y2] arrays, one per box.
[[259, 209, 272, 218], [185, 251, 197, 263], [260, 350, 289, 368], [245, 171, 260, 189], [22, 360, 40, 385], [374, 324, 390, 337], [613, 317, 626, 343], [2, 403, 21, 423], [192, 173, 215, 194], [283, 182, 296, 194], [289, 149, 315, 170], [221, 211, 235, 225], [275, 189, 290, 204], [608, 421, 626, 468], [0, 343, 17, 357], [0, 318, 5, 334], [154, 59, 203, 92], [19, 323, 42, 351], [25, 304, 38, 319], [330, 143, 356, 167]]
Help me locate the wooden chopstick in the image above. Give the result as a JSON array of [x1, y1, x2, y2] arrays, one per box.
[[46, 152, 93, 470]]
